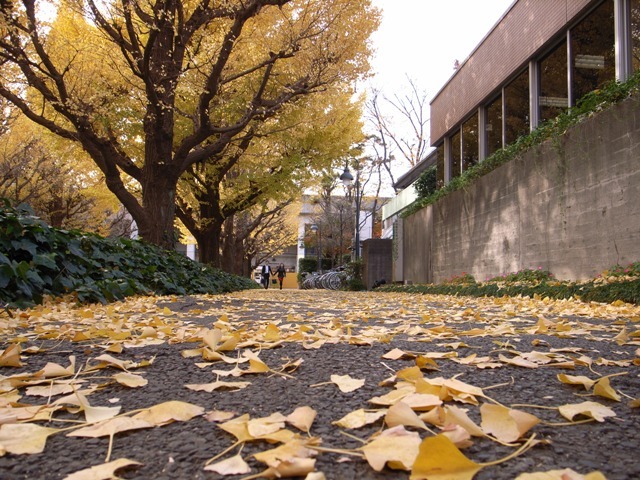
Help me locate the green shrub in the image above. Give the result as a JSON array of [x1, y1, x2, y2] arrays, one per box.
[[486, 268, 554, 283], [414, 166, 438, 199], [344, 259, 365, 291], [444, 272, 476, 285], [0, 202, 257, 307], [298, 258, 317, 274]]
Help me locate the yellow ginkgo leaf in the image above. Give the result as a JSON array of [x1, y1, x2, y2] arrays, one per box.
[[286, 406, 317, 433], [264, 323, 281, 342], [385, 401, 429, 430], [558, 401, 616, 422], [67, 416, 152, 439], [113, 372, 148, 388], [499, 354, 539, 369], [332, 408, 387, 429], [204, 410, 237, 423], [203, 454, 252, 475], [480, 404, 540, 443], [0, 423, 59, 455], [382, 348, 414, 360], [410, 434, 482, 480], [396, 366, 424, 382], [218, 414, 253, 442], [443, 405, 486, 437], [253, 438, 318, 467], [185, 380, 251, 392], [593, 377, 621, 402], [63, 458, 142, 480], [89, 354, 132, 371], [42, 356, 76, 377], [360, 426, 421, 472], [401, 393, 443, 411], [557, 374, 595, 390], [75, 391, 121, 424], [330, 374, 365, 393], [515, 468, 607, 480], [25, 382, 76, 397], [132, 401, 204, 426], [256, 458, 317, 479], [247, 412, 287, 438], [0, 344, 22, 367]]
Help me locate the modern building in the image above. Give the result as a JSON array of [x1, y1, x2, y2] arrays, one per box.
[[431, 0, 639, 185], [385, 0, 640, 283]]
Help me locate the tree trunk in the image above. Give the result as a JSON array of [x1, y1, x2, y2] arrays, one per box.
[[135, 171, 178, 250], [221, 216, 247, 275], [196, 224, 223, 267]]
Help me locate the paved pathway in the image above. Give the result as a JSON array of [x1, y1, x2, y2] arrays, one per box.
[[1, 289, 639, 479]]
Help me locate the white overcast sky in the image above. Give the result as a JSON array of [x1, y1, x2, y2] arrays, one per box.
[[367, 0, 515, 101]]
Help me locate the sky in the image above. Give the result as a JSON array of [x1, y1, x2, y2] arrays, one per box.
[[364, 0, 514, 183], [367, 0, 515, 102]]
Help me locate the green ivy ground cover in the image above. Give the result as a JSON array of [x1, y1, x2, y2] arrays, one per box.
[[0, 203, 258, 308], [378, 266, 640, 305]]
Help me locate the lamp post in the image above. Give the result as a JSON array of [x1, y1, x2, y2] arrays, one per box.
[[310, 224, 321, 273], [339, 165, 361, 260]]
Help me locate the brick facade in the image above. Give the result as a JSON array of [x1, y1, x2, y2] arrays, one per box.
[[430, 0, 593, 144]]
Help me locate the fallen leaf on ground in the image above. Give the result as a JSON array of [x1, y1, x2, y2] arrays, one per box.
[[185, 379, 250, 392], [360, 425, 421, 472], [480, 403, 540, 443], [67, 416, 152, 439], [0, 344, 22, 367], [0, 423, 59, 454], [515, 468, 607, 479], [113, 372, 148, 388], [132, 401, 204, 425], [592, 377, 621, 402], [410, 434, 482, 480], [63, 458, 142, 480], [286, 406, 317, 433], [333, 409, 387, 429], [557, 374, 595, 390], [203, 454, 251, 475], [330, 374, 365, 393], [385, 401, 429, 431], [558, 401, 616, 422]]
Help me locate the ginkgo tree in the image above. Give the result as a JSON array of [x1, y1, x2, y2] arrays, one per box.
[[0, 0, 380, 250], [0, 115, 127, 234], [176, 86, 365, 266]]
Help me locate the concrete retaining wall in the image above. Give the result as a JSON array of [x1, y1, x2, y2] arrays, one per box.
[[403, 95, 640, 283]]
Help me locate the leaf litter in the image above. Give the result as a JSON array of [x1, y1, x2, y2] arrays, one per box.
[[0, 289, 638, 478]]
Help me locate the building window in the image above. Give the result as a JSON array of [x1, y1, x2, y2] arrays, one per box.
[[539, 40, 568, 123], [571, 0, 615, 105], [632, 0, 640, 72], [504, 68, 529, 144], [462, 114, 479, 171], [436, 143, 445, 189], [486, 96, 502, 156], [450, 129, 461, 178]]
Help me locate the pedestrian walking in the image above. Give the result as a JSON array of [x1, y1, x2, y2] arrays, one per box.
[[275, 263, 286, 290], [260, 263, 273, 289]]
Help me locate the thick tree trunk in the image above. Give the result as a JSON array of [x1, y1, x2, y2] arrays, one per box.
[[136, 171, 178, 250], [221, 216, 246, 275], [196, 220, 223, 267]]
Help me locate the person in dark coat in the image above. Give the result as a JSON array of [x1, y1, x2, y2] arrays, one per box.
[[275, 263, 286, 290], [261, 263, 273, 289]]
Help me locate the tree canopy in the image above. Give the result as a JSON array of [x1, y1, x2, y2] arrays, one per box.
[[0, 0, 380, 250]]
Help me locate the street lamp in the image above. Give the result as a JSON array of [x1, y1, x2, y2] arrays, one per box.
[[339, 165, 361, 260], [310, 224, 321, 273]]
